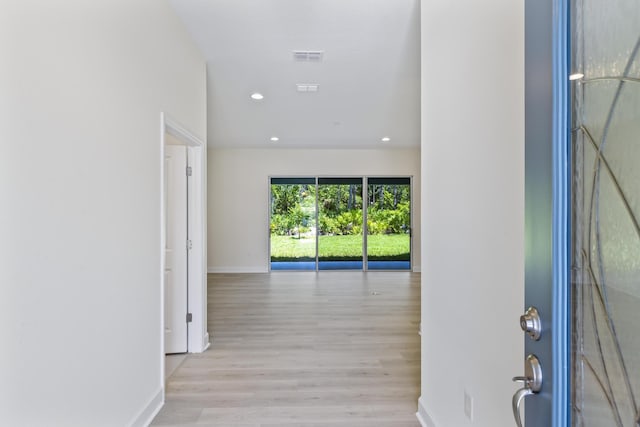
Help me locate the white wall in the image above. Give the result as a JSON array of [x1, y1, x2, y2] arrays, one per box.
[[419, 1, 524, 426], [207, 148, 421, 272], [0, 1, 205, 426]]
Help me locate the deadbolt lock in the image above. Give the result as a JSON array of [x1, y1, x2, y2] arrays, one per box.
[[520, 306, 541, 341]]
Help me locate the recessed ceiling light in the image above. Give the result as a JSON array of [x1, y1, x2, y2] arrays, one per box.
[[569, 73, 584, 81], [251, 92, 264, 100], [381, 137, 391, 142], [270, 137, 279, 142]]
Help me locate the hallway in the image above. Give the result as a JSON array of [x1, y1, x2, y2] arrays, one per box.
[[152, 272, 421, 426]]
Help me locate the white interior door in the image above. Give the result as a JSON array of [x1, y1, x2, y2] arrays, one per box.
[[164, 143, 188, 354]]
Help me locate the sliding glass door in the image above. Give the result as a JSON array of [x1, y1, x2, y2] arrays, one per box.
[[270, 178, 316, 270], [269, 176, 411, 271], [317, 178, 364, 270], [366, 178, 411, 270]]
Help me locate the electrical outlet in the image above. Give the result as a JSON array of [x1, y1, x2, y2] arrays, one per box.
[[464, 390, 474, 421]]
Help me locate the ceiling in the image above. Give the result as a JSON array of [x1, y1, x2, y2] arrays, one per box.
[[168, 0, 421, 149]]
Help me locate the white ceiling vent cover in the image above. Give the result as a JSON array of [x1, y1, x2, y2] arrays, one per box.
[[296, 83, 319, 92], [293, 50, 324, 62]]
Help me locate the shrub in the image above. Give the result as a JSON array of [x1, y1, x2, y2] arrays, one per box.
[[270, 214, 294, 235], [335, 210, 363, 235], [367, 219, 387, 234], [319, 215, 339, 235], [367, 203, 410, 234]]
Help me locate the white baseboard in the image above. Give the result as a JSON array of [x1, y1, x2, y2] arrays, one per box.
[[416, 396, 435, 427], [188, 331, 211, 353], [128, 388, 163, 427], [207, 266, 268, 273]]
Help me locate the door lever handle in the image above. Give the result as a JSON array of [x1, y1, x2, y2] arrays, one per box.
[[511, 355, 542, 427], [512, 384, 532, 427]]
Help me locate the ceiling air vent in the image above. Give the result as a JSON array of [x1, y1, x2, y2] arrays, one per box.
[[296, 83, 319, 92], [293, 50, 324, 62]]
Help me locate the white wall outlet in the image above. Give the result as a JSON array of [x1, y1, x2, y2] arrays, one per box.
[[464, 390, 474, 421]]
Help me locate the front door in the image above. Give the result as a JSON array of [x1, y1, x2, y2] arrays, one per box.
[[522, 0, 640, 426]]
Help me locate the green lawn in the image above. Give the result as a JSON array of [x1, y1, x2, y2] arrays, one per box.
[[270, 234, 410, 261]]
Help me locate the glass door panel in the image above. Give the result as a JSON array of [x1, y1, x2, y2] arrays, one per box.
[[270, 177, 316, 270], [317, 178, 363, 270], [572, 0, 640, 424], [366, 178, 411, 270]]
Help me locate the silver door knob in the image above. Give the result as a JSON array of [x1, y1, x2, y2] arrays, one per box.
[[520, 306, 541, 340], [512, 354, 542, 427]]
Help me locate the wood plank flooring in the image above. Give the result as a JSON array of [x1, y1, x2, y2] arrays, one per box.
[[152, 272, 421, 427]]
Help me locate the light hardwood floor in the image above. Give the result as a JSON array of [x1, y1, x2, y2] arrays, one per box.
[[152, 271, 421, 427]]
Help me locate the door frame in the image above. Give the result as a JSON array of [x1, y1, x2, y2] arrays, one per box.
[[550, 0, 570, 424], [267, 175, 414, 272], [159, 113, 209, 380]]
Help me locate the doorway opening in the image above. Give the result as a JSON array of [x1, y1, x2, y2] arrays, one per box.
[[160, 113, 208, 384], [269, 176, 412, 271]]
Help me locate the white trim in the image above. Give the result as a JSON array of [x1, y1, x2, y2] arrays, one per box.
[[416, 412, 428, 427], [207, 266, 269, 273], [203, 332, 211, 350], [164, 116, 204, 148], [416, 397, 436, 427], [159, 117, 167, 396], [127, 388, 163, 427]]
